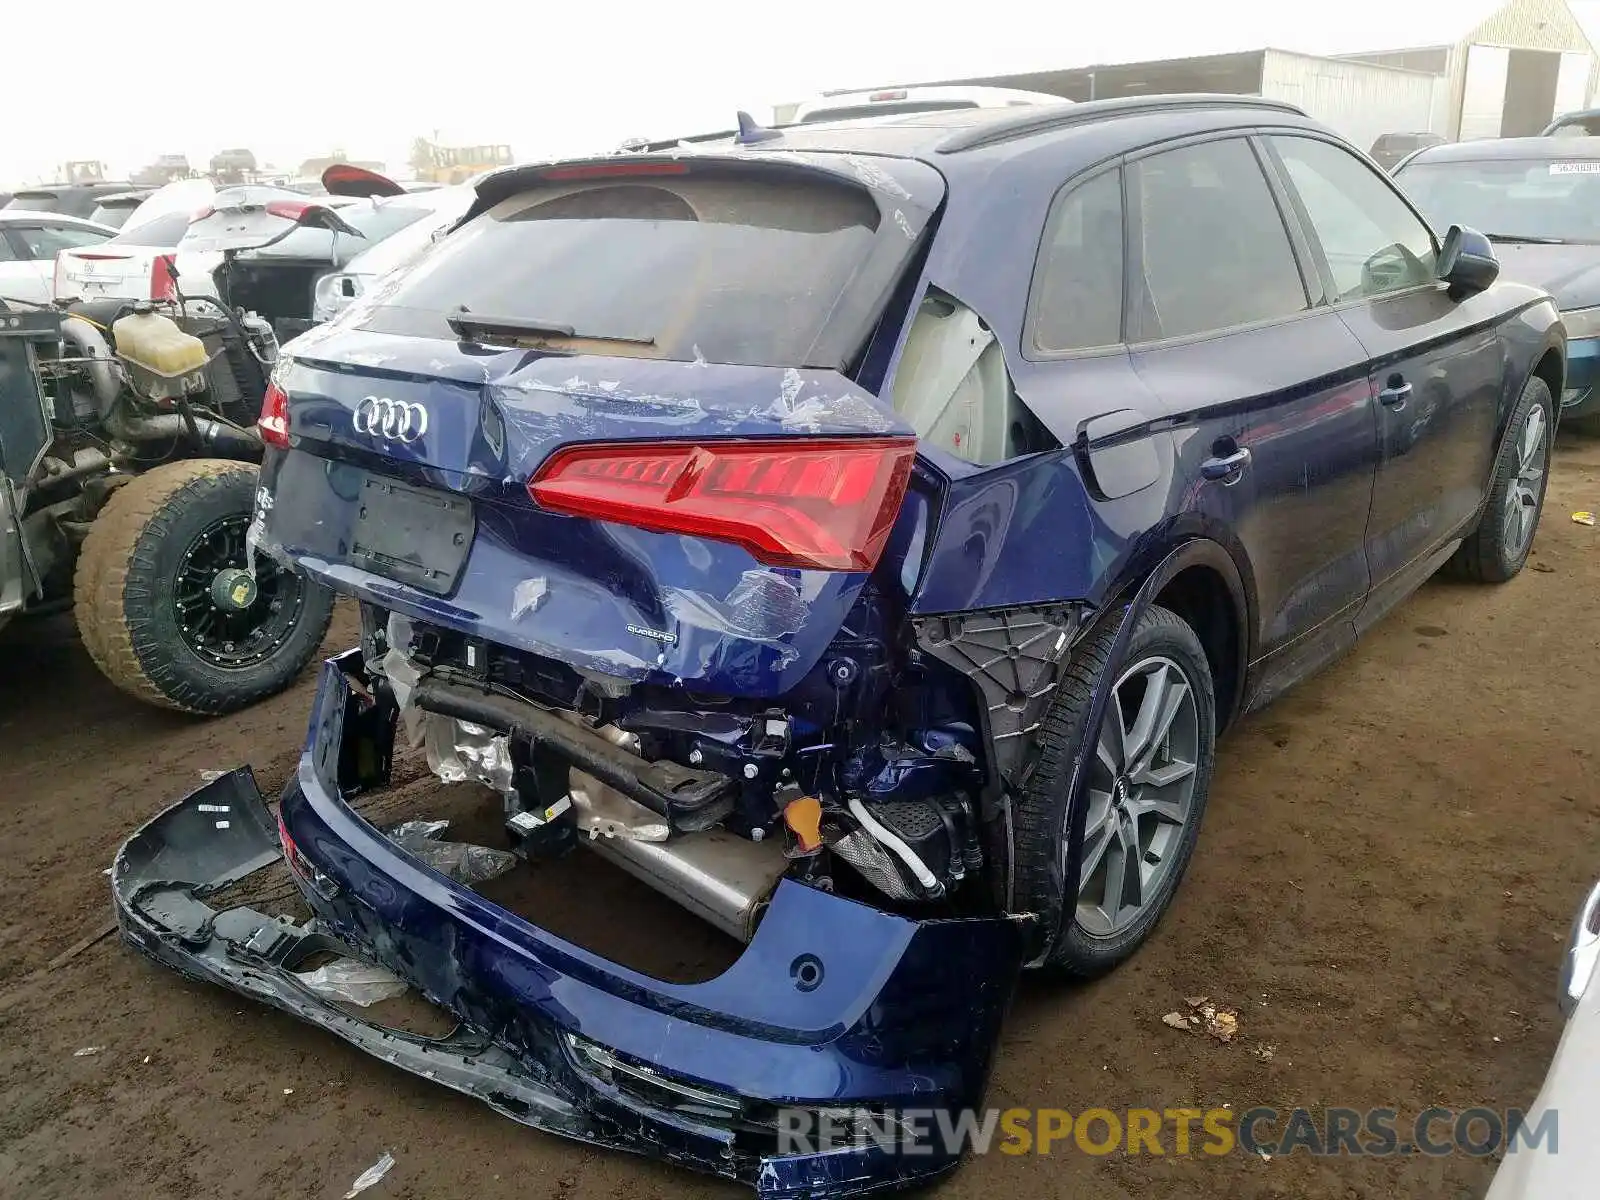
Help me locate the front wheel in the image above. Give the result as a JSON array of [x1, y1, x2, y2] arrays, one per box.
[[1445, 375, 1553, 583], [1012, 605, 1217, 978], [74, 459, 334, 714]]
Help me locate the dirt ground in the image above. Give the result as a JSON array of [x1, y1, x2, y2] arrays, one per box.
[[3, 440, 1599, 1200]]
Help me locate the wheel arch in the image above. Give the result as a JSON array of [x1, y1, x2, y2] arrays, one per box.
[[1531, 345, 1564, 417], [1094, 536, 1253, 732]]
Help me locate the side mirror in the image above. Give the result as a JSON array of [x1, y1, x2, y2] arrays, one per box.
[[1437, 225, 1500, 299]]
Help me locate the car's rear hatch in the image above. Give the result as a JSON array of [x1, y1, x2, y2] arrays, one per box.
[[261, 151, 944, 694], [186, 186, 449, 334]]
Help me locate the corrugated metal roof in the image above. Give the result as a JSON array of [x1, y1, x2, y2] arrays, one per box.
[[1467, 0, 1596, 53]]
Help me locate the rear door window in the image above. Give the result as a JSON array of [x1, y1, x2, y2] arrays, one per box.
[[365, 170, 887, 367], [1128, 138, 1310, 341], [1029, 168, 1125, 352]]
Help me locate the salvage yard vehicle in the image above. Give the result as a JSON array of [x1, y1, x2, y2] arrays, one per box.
[[0, 210, 115, 307], [791, 83, 1070, 124], [1394, 136, 1600, 429], [3, 180, 138, 219], [0, 200, 354, 711], [1367, 130, 1445, 172], [114, 95, 1564, 1195], [1483, 874, 1600, 1198], [56, 169, 473, 342]]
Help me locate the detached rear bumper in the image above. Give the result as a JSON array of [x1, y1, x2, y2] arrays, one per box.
[[113, 652, 1026, 1197]]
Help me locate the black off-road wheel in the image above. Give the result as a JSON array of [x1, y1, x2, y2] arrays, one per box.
[[73, 459, 334, 715], [1444, 375, 1553, 583], [1013, 605, 1218, 978]]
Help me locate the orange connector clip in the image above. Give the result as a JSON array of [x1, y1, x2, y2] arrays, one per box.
[[782, 795, 825, 854]]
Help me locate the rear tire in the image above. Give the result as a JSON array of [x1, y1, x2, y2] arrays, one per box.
[[1013, 605, 1217, 978], [74, 459, 334, 714], [1445, 376, 1552, 583]]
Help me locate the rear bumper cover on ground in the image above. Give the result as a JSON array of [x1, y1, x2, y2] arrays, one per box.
[[112, 652, 1027, 1197]]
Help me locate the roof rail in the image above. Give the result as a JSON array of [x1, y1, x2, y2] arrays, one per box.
[[936, 93, 1308, 154]]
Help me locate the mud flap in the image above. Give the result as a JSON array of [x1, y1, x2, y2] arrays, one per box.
[[111, 768, 582, 1129], [1029, 546, 1190, 969]]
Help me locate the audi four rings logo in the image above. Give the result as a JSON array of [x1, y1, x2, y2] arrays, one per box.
[[353, 396, 429, 443]]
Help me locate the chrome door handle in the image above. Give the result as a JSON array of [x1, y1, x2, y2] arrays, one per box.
[[1379, 381, 1413, 408], [1200, 447, 1251, 482]]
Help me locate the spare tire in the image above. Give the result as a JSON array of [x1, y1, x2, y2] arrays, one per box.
[[73, 459, 333, 714]]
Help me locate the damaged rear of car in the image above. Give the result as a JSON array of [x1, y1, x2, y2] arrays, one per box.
[[115, 129, 1168, 1194]]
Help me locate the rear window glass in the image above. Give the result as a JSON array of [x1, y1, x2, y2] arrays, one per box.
[[90, 202, 141, 228], [251, 201, 431, 261], [363, 172, 883, 367], [112, 211, 190, 246], [5, 192, 61, 212]]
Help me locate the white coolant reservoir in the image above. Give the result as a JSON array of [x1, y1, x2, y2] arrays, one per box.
[[112, 308, 209, 401]]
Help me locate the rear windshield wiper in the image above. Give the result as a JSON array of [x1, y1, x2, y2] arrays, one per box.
[[446, 306, 656, 347], [1483, 232, 1569, 244]]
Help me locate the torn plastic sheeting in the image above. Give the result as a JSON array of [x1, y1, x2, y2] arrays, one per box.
[[511, 577, 549, 620], [343, 1151, 396, 1198], [380, 612, 425, 745], [384, 816, 517, 886], [422, 713, 518, 800], [842, 154, 913, 200], [764, 367, 891, 434], [295, 958, 409, 1007], [663, 569, 809, 642]]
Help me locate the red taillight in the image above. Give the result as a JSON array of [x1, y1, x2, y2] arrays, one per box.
[[150, 254, 177, 303], [265, 198, 312, 221], [258, 382, 290, 448], [543, 161, 689, 180], [528, 438, 916, 571], [869, 89, 909, 102]]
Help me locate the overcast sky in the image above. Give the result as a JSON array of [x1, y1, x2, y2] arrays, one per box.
[[10, 0, 1600, 184]]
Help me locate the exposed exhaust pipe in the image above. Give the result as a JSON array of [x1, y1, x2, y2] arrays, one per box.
[[107, 411, 264, 461], [566, 745, 786, 941], [60, 316, 121, 417], [583, 827, 787, 943]]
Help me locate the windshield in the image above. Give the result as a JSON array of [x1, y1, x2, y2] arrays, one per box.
[[362, 171, 884, 366], [1549, 117, 1600, 137], [1396, 158, 1600, 243]]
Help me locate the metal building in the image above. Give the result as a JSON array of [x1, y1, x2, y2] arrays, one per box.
[[1340, 0, 1598, 138], [780, 0, 1599, 148]]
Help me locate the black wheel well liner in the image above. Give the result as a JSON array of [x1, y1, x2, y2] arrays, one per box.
[[1106, 538, 1251, 733], [1531, 346, 1564, 417]]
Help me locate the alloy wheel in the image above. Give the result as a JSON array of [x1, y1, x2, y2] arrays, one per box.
[[1075, 655, 1201, 938], [1502, 402, 1548, 560]]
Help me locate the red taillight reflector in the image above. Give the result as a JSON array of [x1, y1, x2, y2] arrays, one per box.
[[258, 382, 290, 448], [528, 438, 916, 572], [869, 89, 909, 102], [265, 198, 313, 221], [150, 254, 177, 303], [542, 161, 690, 180]]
